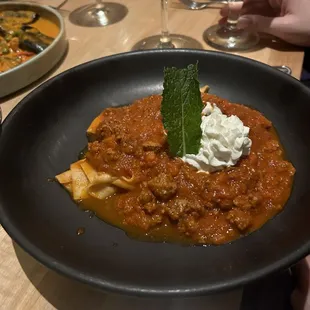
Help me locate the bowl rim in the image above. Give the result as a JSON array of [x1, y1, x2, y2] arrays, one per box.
[[1, 49, 310, 297], [0, 1, 65, 77]]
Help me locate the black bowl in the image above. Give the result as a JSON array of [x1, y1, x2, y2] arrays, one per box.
[[1, 50, 310, 297]]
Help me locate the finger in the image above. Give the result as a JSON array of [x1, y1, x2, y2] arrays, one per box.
[[221, 1, 277, 18], [219, 5, 227, 17], [218, 17, 227, 25], [291, 289, 304, 310], [294, 258, 310, 294], [238, 15, 310, 46], [220, 2, 243, 17], [238, 15, 287, 37], [220, 5, 229, 17], [242, 2, 278, 17], [291, 287, 310, 310]]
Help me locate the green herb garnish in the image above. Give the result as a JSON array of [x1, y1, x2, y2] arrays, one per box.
[[161, 63, 203, 157]]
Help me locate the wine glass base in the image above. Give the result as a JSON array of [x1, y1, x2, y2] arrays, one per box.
[[204, 24, 259, 51], [69, 2, 128, 27], [132, 34, 203, 50]]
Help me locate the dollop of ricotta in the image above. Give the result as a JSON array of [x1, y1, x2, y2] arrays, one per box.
[[182, 102, 252, 172]]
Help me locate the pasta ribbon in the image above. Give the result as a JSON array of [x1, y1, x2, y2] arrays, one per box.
[[55, 159, 135, 201], [86, 111, 105, 141]]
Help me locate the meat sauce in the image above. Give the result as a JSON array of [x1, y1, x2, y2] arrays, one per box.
[[84, 94, 295, 245]]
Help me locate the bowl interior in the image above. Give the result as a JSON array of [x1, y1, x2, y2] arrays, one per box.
[[0, 50, 310, 296]]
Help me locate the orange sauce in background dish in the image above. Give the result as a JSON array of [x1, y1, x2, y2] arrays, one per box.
[[0, 10, 59, 73], [30, 17, 59, 38]]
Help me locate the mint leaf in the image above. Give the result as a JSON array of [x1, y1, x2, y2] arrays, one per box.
[[161, 63, 203, 157]]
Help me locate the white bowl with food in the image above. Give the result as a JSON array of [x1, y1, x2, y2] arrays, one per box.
[[0, 2, 67, 98]]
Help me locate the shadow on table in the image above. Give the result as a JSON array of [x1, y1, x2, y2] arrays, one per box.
[[258, 34, 303, 53], [0, 44, 68, 105], [12, 241, 242, 310], [202, 30, 302, 54], [13, 241, 108, 310]]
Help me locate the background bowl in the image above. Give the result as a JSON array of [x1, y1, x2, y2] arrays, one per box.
[[0, 50, 310, 297], [0, 1, 67, 98]]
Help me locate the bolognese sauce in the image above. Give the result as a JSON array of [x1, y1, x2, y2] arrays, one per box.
[[80, 94, 295, 245]]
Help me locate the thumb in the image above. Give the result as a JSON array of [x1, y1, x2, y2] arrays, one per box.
[[238, 15, 286, 38]]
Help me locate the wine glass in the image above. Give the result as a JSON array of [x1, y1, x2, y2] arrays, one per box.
[[204, 0, 259, 51], [132, 0, 202, 50], [69, 0, 128, 27]]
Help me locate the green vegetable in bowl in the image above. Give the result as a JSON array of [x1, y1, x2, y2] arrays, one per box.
[[161, 63, 203, 157]]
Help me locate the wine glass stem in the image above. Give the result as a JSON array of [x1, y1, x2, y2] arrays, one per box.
[[95, 0, 105, 9], [226, 0, 241, 30], [159, 0, 174, 48]]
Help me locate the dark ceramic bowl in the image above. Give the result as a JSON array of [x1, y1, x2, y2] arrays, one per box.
[[0, 50, 310, 297]]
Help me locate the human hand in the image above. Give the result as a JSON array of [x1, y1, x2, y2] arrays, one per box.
[[291, 256, 310, 310], [220, 0, 310, 47]]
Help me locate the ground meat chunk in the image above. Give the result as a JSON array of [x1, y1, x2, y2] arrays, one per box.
[[233, 196, 252, 209], [138, 189, 155, 205], [147, 173, 177, 201], [226, 209, 252, 232], [142, 141, 162, 152], [233, 194, 261, 210], [96, 123, 114, 139], [263, 140, 280, 153], [139, 188, 157, 214], [105, 148, 119, 161], [143, 152, 157, 167], [151, 214, 163, 225], [178, 215, 199, 235], [166, 198, 204, 221], [142, 202, 157, 214], [120, 140, 136, 155]]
